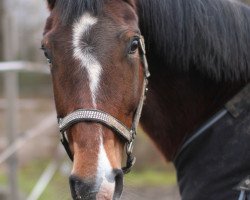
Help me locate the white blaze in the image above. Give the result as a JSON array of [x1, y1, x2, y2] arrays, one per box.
[[72, 13, 114, 197], [72, 13, 102, 107], [96, 135, 115, 198]]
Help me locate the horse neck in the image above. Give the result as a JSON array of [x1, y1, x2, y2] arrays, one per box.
[[137, 0, 250, 151], [140, 60, 244, 161]]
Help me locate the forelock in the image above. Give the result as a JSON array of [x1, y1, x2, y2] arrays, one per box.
[[54, 0, 108, 24]]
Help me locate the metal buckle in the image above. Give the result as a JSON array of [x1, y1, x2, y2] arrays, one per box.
[[122, 129, 136, 174], [126, 130, 136, 154], [126, 140, 134, 155], [236, 176, 250, 191], [123, 141, 136, 174]]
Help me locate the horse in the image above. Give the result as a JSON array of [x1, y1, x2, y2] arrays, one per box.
[[42, 0, 250, 199]]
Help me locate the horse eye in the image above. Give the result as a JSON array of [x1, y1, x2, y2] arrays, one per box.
[[41, 46, 52, 64], [44, 51, 49, 59], [128, 38, 139, 54]]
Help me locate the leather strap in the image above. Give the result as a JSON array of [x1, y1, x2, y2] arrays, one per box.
[[226, 83, 250, 118], [59, 109, 132, 142]]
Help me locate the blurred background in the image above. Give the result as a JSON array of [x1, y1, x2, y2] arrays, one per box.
[[0, 0, 249, 200]]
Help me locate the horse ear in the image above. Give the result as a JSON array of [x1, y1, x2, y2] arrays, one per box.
[[47, 0, 56, 11]]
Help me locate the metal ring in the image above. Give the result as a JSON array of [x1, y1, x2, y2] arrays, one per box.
[[126, 141, 134, 155]]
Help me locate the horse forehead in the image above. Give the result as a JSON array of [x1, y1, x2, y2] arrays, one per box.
[[73, 12, 98, 37]]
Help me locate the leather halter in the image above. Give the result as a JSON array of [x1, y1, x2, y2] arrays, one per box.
[[57, 36, 150, 174]]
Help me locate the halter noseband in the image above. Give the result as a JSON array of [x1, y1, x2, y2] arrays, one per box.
[[57, 36, 150, 174]]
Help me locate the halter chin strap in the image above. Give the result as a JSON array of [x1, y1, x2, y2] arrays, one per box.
[[57, 36, 150, 174]]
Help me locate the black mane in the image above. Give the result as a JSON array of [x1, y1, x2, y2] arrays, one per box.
[[137, 0, 250, 81], [55, 0, 106, 23]]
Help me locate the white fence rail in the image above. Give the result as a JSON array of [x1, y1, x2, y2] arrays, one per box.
[[0, 113, 56, 164], [0, 61, 49, 73], [0, 61, 63, 200]]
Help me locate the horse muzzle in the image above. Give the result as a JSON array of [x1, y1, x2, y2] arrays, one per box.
[[69, 169, 124, 200]]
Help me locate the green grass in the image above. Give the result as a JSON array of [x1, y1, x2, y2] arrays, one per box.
[[38, 171, 71, 200], [125, 170, 177, 187], [0, 170, 7, 185], [19, 160, 48, 194], [19, 160, 71, 200], [0, 160, 71, 200]]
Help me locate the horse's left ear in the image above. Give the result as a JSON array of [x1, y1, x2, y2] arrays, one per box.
[[47, 0, 56, 11]]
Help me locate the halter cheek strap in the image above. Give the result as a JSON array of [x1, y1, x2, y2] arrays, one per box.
[[57, 36, 150, 174]]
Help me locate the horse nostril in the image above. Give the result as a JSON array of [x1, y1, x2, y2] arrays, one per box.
[[69, 175, 97, 200], [113, 169, 124, 199]]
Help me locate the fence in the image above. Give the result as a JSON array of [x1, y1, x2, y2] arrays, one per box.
[[0, 61, 65, 200]]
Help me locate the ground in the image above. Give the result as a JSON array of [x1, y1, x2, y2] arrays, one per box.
[[122, 186, 180, 200]]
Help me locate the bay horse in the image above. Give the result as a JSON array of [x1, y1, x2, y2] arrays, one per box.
[[42, 0, 250, 199]]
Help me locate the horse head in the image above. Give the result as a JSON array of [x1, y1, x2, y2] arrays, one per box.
[[42, 0, 148, 199]]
